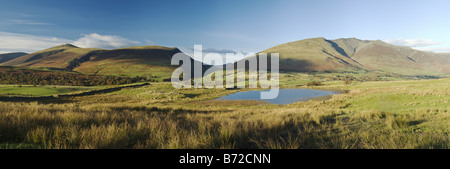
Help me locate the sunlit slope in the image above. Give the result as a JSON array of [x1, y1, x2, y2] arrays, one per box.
[[73, 46, 182, 78], [260, 37, 363, 72], [1, 44, 191, 79], [260, 37, 450, 75], [0, 44, 104, 69]]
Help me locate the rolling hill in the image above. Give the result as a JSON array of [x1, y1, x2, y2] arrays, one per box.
[[0, 44, 207, 80], [0, 52, 28, 63], [0, 44, 104, 69], [259, 37, 450, 75], [73, 46, 184, 79]]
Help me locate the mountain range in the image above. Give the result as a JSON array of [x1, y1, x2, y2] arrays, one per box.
[[260, 37, 450, 75], [1, 37, 449, 78]]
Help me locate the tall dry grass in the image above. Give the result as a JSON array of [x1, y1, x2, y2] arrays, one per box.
[[0, 100, 449, 149]]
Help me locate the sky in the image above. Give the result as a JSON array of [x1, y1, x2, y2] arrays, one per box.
[[1, 0, 450, 55]]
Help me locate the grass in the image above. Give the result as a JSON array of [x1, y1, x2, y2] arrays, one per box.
[[0, 85, 98, 96], [0, 74, 449, 149], [74, 58, 175, 80]]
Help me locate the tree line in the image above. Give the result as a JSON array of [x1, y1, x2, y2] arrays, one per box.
[[0, 69, 147, 86]]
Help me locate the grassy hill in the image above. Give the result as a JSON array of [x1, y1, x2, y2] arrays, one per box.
[[73, 46, 181, 79], [260, 37, 363, 72], [0, 44, 104, 69], [260, 37, 450, 75], [336, 38, 450, 75], [0, 45, 195, 80]]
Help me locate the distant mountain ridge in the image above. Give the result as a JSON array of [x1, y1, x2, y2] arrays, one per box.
[[2, 38, 450, 78], [259, 37, 450, 75]]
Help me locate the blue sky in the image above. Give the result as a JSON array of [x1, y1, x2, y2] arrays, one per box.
[[1, 0, 450, 54]]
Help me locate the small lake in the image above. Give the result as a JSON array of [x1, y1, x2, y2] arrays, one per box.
[[216, 89, 342, 105]]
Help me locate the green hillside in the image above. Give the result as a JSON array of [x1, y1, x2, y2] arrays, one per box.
[[260, 37, 363, 72], [0, 44, 104, 69], [73, 46, 182, 79], [260, 37, 450, 75], [0, 45, 189, 80]]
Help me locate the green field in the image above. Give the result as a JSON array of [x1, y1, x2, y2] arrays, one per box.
[[0, 85, 100, 96]]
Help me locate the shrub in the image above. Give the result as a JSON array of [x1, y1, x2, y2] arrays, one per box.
[[306, 81, 322, 86]]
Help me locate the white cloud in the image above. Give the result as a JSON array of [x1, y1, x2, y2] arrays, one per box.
[[178, 46, 255, 65], [0, 32, 144, 53], [385, 38, 450, 53], [385, 39, 441, 47], [414, 46, 450, 53], [0, 50, 23, 54], [72, 33, 140, 49], [0, 31, 71, 53]]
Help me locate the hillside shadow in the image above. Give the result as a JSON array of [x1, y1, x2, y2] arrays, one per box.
[[278, 59, 315, 72], [325, 39, 363, 66], [220, 54, 316, 73], [325, 39, 349, 58]]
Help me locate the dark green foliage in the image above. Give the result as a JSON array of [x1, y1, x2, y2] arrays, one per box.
[[0, 67, 146, 86], [306, 81, 323, 86]]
